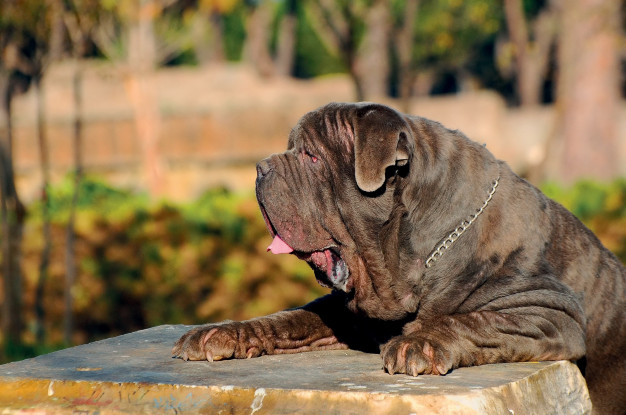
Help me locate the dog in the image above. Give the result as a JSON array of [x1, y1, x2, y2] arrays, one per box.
[[173, 102, 626, 414]]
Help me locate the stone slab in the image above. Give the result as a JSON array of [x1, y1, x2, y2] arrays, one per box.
[[0, 325, 591, 414]]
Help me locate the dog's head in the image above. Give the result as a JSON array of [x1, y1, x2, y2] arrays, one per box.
[[256, 102, 422, 320]]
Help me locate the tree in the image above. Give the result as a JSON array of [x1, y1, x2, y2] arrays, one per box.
[[275, 0, 297, 77], [188, 0, 234, 65], [92, 0, 221, 197], [394, 0, 420, 110], [28, 0, 58, 346], [126, 0, 166, 197], [0, 0, 34, 357], [3, 0, 68, 347], [243, 0, 276, 77], [62, 0, 100, 346], [501, 0, 556, 106], [355, 0, 392, 99], [0, 143, 26, 358], [306, 0, 369, 100], [241, 0, 298, 78], [544, 0, 622, 183], [94, 0, 174, 197]]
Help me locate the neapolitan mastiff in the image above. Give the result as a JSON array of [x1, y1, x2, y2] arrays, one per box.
[[173, 102, 626, 414]]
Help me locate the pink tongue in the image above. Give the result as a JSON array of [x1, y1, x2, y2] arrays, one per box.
[[325, 250, 334, 278], [267, 235, 294, 254]]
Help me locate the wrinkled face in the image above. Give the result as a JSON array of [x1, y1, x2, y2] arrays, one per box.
[[256, 102, 417, 320]]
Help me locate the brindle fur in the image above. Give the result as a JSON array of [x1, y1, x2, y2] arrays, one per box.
[[173, 103, 626, 414]]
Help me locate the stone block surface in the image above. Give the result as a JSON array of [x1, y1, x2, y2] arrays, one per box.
[[0, 325, 591, 414]]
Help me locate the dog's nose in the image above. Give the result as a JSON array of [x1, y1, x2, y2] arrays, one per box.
[[256, 159, 273, 179]]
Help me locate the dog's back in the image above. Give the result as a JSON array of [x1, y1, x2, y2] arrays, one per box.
[[541, 195, 625, 414]]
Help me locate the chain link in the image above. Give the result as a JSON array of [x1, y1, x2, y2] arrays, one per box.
[[425, 175, 500, 268]]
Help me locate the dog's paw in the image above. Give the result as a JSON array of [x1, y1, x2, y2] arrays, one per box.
[[380, 335, 455, 376], [172, 323, 263, 362]]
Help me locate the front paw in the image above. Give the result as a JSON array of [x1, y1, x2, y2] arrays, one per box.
[[380, 335, 455, 376], [172, 323, 263, 362]]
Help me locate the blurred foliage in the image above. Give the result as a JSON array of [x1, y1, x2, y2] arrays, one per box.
[[3, 0, 601, 100], [1, 177, 625, 363], [409, 0, 501, 70], [3, 177, 324, 363], [85, 0, 512, 94], [221, 2, 247, 61]]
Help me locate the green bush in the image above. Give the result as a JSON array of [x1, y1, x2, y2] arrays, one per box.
[[14, 177, 324, 354]]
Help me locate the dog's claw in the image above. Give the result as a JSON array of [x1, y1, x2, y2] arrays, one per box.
[[173, 324, 245, 363]]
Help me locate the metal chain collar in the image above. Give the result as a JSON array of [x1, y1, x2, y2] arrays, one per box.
[[425, 175, 500, 268]]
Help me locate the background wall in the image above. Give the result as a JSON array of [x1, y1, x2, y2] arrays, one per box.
[[13, 63, 626, 202]]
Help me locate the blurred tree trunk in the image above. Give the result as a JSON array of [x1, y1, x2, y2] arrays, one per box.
[[244, 0, 275, 77], [48, 0, 66, 61], [0, 0, 32, 355], [396, 0, 420, 111], [26, 0, 56, 346], [356, 0, 391, 99], [544, 0, 622, 183], [244, 0, 298, 78], [275, 0, 297, 77], [64, 60, 83, 345], [191, 6, 225, 65], [0, 70, 26, 356], [0, 74, 10, 142], [503, 0, 556, 106], [308, 0, 364, 100], [92, 0, 166, 198], [63, 2, 90, 345], [125, 0, 166, 197], [34, 76, 52, 345]]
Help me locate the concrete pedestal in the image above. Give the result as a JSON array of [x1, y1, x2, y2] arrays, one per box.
[[0, 325, 591, 414]]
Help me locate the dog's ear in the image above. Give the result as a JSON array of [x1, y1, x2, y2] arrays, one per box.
[[353, 104, 411, 193]]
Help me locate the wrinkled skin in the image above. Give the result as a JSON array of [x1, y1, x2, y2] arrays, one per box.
[[173, 102, 626, 415]]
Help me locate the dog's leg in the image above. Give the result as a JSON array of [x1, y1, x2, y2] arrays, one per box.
[[381, 276, 587, 376], [172, 293, 367, 361]]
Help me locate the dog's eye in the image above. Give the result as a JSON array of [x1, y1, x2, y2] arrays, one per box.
[[304, 151, 318, 163]]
